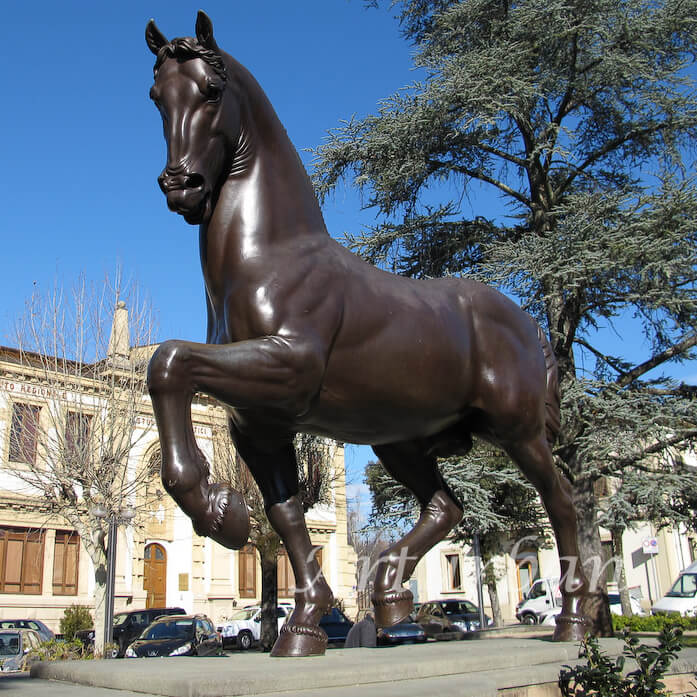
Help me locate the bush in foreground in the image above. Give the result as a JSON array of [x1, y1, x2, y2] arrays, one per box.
[[559, 626, 683, 696]]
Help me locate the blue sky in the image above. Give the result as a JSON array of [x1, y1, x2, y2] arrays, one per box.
[[2, 1, 695, 514], [0, 1, 415, 345], [0, 1, 417, 503]]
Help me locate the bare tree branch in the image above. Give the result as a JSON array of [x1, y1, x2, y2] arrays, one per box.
[[4, 272, 158, 655]]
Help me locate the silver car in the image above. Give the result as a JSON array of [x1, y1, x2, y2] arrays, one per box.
[[0, 619, 54, 643], [0, 628, 42, 672]]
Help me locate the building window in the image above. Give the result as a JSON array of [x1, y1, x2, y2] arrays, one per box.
[[238, 545, 257, 598], [276, 546, 322, 598], [516, 559, 537, 601], [65, 412, 92, 461], [277, 548, 295, 598], [9, 403, 41, 464], [445, 553, 462, 590], [0, 527, 45, 594], [53, 531, 79, 595]]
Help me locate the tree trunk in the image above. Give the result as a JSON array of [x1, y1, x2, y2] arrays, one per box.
[[484, 563, 503, 627], [80, 528, 110, 657], [258, 543, 280, 652], [485, 580, 502, 627], [611, 527, 633, 618], [572, 476, 613, 636]]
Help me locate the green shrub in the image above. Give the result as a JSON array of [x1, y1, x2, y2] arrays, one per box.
[[559, 626, 683, 696], [613, 613, 697, 633], [59, 605, 93, 640]]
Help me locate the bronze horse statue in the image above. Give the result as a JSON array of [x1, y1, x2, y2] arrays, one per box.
[[145, 12, 589, 657]]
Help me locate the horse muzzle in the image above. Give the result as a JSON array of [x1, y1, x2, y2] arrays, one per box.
[[158, 171, 210, 223]]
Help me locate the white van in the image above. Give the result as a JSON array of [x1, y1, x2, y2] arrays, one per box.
[[652, 560, 697, 616], [515, 577, 561, 624]]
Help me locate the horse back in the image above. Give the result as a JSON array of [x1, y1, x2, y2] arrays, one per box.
[[303, 254, 548, 444]]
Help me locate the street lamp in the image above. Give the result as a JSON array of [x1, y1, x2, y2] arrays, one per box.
[[90, 504, 136, 656]]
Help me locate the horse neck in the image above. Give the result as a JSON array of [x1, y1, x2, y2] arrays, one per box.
[[213, 53, 329, 248]]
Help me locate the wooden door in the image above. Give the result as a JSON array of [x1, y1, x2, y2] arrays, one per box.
[[517, 560, 534, 602], [143, 543, 167, 608]]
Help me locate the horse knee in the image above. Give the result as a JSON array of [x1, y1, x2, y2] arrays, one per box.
[[147, 340, 191, 393]]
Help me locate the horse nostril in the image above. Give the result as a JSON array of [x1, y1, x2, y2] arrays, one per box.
[[157, 171, 202, 193], [184, 173, 204, 189], [158, 173, 169, 193]]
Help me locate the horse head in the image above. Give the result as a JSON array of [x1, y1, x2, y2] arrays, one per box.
[[146, 12, 240, 225]]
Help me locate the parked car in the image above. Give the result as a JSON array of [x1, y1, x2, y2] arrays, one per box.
[[0, 628, 42, 672], [515, 577, 561, 624], [319, 607, 354, 644], [542, 592, 645, 625], [217, 604, 293, 650], [652, 560, 697, 616], [415, 599, 491, 636], [377, 615, 427, 646], [125, 614, 221, 658], [0, 619, 54, 643], [76, 606, 186, 657], [608, 592, 646, 616]]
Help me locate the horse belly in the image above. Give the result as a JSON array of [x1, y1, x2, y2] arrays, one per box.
[[302, 327, 474, 445]]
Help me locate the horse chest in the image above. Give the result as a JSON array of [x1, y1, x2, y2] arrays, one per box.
[[204, 244, 328, 345], [206, 282, 282, 345]]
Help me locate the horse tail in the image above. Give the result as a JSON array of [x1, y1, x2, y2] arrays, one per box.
[[536, 323, 560, 447]]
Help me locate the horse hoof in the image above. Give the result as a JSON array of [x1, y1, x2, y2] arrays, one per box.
[[372, 588, 414, 628], [194, 483, 250, 550], [553, 613, 590, 641], [270, 623, 328, 657]]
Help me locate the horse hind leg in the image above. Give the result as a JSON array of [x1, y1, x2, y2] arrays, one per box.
[[370, 441, 463, 627], [505, 434, 590, 641]]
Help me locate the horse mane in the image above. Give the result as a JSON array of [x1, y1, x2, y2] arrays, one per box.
[[152, 37, 227, 83]]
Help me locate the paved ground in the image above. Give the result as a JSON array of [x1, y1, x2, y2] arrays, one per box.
[[0, 673, 163, 697], [4, 635, 697, 697]]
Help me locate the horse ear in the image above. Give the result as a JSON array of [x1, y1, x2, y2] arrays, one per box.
[[146, 19, 168, 55], [195, 10, 220, 52]]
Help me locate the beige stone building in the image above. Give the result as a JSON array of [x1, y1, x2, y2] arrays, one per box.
[[0, 306, 356, 634], [412, 471, 697, 621]]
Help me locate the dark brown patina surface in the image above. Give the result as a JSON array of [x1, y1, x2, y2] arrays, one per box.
[[145, 12, 589, 656]]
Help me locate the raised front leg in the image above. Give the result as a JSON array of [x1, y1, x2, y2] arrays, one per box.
[[146, 336, 325, 550]]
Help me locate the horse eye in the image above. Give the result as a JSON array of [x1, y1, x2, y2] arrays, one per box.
[[205, 83, 222, 103]]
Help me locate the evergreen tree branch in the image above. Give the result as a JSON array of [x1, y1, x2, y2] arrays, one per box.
[[448, 162, 531, 206], [558, 122, 676, 196], [615, 333, 697, 388], [603, 430, 697, 475], [476, 143, 527, 168], [574, 339, 626, 376]]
